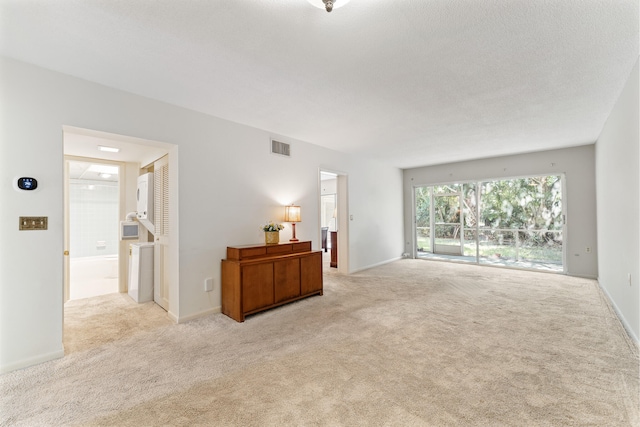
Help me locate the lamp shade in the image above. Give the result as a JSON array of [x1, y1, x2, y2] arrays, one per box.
[[284, 205, 301, 222]]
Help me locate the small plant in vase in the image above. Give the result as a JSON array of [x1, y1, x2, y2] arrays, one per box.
[[262, 222, 284, 244]]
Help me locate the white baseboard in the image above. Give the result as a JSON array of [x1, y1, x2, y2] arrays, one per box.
[[597, 279, 639, 345], [0, 348, 64, 374], [349, 257, 402, 274], [174, 306, 221, 324], [569, 273, 599, 280]]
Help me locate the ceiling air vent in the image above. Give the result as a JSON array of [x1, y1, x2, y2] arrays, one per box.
[[271, 139, 291, 157]]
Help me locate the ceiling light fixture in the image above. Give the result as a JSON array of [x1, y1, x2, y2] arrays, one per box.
[[98, 145, 119, 153], [307, 0, 350, 13]]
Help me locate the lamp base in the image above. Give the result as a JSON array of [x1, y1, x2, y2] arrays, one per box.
[[290, 222, 299, 242]]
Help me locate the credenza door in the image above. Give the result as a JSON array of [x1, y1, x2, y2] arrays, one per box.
[[274, 258, 301, 303], [301, 252, 323, 295], [242, 263, 274, 312]]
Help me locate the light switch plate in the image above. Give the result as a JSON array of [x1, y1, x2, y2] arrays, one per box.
[[19, 216, 48, 230]]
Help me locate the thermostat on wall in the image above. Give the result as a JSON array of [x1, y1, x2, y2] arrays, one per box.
[[14, 177, 38, 191]]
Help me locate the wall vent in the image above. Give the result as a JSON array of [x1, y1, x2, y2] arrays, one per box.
[[271, 139, 291, 157]]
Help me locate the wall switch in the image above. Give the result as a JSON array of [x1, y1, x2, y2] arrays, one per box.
[[19, 216, 47, 230], [204, 278, 214, 292]]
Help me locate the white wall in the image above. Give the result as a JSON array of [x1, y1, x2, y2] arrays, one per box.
[[595, 59, 639, 342], [349, 167, 404, 271], [0, 57, 404, 373], [403, 145, 598, 278]]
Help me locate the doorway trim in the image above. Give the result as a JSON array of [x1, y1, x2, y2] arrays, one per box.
[[62, 126, 178, 321]]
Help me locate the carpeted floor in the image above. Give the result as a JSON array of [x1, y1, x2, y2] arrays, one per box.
[[1, 260, 638, 426]]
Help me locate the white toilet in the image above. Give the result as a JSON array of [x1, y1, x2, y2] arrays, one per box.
[[128, 242, 154, 303]]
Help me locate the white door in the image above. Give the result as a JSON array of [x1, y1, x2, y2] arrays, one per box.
[[63, 160, 70, 303], [153, 155, 170, 311]]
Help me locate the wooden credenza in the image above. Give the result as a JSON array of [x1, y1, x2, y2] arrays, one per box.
[[221, 241, 323, 322]]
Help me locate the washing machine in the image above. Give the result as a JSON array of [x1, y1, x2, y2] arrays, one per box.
[[128, 242, 154, 303]]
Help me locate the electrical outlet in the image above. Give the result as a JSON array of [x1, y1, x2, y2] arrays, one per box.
[[204, 278, 214, 292]]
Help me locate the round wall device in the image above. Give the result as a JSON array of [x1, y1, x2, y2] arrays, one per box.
[[15, 177, 38, 191]]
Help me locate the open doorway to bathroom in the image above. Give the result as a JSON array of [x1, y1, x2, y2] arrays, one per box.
[[66, 159, 122, 300]]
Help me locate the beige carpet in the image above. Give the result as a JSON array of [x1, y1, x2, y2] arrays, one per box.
[[1, 260, 638, 426]]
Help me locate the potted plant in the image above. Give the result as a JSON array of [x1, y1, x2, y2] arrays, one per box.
[[262, 222, 284, 244]]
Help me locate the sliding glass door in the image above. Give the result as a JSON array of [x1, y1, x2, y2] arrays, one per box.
[[414, 175, 564, 273]]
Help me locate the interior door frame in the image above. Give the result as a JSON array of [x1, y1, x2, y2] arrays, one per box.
[[62, 126, 180, 323]]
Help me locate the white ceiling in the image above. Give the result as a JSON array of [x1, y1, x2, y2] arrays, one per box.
[[1, 0, 637, 169], [68, 160, 119, 182]]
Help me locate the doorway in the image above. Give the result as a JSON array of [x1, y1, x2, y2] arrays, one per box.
[[320, 173, 337, 269], [65, 159, 123, 300], [319, 169, 348, 273], [62, 126, 175, 314]]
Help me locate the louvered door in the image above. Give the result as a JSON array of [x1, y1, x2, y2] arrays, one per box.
[[153, 155, 170, 311]]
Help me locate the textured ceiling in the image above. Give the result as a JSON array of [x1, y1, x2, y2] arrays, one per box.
[[1, 0, 637, 169]]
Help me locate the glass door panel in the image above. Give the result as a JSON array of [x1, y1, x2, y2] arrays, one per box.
[[433, 194, 462, 255], [479, 176, 563, 271], [461, 183, 478, 257], [414, 187, 431, 255]]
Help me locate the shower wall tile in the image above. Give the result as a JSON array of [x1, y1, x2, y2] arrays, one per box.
[[69, 179, 119, 258]]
